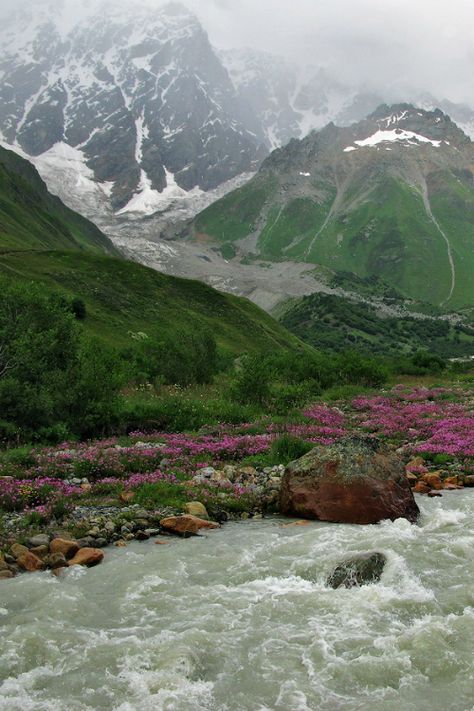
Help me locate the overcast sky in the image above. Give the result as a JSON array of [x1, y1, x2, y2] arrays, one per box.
[[2, 0, 473, 104]]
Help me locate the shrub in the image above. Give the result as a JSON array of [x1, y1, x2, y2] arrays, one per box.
[[269, 434, 312, 464], [230, 355, 272, 406]]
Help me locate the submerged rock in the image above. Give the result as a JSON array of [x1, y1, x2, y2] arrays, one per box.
[[327, 552, 387, 588], [280, 437, 419, 525]]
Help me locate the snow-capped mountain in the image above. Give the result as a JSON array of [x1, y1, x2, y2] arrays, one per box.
[[0, 1, 266, 213], [1, 0, 473, 229], [192, 104, 474, 308], [221, 49, 474, 151]]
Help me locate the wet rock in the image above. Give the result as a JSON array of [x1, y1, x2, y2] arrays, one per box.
[[68, 548, 104, 567], [29, 545, 50, 560], [0, 570, 14, 579], [135, 530, 150, 541], [421, 473, 443, 490], [144, 528, 160, 537], [444, 476, 461, 487], [50, 538, 80, 559], [76, 536, 96, 548], [114, 540, 127, 547], [463, 475, 474, 487], [48, 552, 67, 569], [17, 551, 46, 572], [184, 502, 209, 519], [11, 543, 29, 559], [327, 552, 387, 589], [0, 556, 9, 572], [160, 515, 220, 536], [28, 534, 50, 548], [213, 509, 229, 524], [280, 437, 419, 525], [428, 490, 443, 497], [94, 538, 108, 548], [414, 481, 431, 494]]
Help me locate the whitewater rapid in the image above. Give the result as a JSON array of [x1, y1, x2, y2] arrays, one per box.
[[1, 492, 474, 711]]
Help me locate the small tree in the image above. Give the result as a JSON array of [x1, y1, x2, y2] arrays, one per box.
[[231, 355, 272, 406]]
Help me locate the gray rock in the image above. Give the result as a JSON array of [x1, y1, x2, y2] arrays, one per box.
[[199, 467, 216, 479], [327, 552, 387, 589], [76, 537, 96, 548], [28, 534, 50, 548], [135, 530, 151, 541]]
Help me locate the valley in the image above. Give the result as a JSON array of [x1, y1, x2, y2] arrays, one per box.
[[1, 2, 474, 710]]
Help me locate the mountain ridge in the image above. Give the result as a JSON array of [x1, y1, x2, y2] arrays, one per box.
[[192, 104, 474, 308]]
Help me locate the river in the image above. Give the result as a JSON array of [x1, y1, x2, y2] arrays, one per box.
[[1, 492, 474, 711]]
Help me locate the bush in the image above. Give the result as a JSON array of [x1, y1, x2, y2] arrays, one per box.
[[230, 355, 272, 406], [120, 392, 256, 434], [0, 278, 123, 443], [270, 382, 310, 415], [125, 330, 218, 387], [270, 434, 312, 464]]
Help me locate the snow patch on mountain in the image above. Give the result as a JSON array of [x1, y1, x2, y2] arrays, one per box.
[[345, 128, 442, 151], [118, 167, 203, 216]]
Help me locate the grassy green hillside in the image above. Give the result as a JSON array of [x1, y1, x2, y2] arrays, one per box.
[[280, 292, 474, 357], [191, 107, 474, 309], [0, 146, 304, 358], [0, 145, 117, 254], [0, 251, 305, 356]]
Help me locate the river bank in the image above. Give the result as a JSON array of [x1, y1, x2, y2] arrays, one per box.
[[1, 493, 474, 710], [2, 384, 474, 578]]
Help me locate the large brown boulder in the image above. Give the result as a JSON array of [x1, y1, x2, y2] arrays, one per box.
[[279, 437, 419, 525]]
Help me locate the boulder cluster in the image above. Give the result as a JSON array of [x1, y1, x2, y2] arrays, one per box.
[[191, 463, 285, 509], [405, 456, 472, 495], [0, 508, 219, 579]]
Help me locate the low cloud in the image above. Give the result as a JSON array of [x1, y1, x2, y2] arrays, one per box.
[[2, 0, 473, 104]]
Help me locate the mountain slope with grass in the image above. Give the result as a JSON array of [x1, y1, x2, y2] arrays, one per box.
[[0, 146, 304, 358], [0, 250, 304, 355], [0, 145, 118, 254], [192, 104, 474, 308]]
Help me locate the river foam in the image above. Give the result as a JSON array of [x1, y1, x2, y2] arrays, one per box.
[[1, 492, 474, 710]]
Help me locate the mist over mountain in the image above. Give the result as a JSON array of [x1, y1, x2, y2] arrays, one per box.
[[1, 0, 473, 227]]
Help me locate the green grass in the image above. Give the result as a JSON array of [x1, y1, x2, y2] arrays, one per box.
[[258, 197, 335, 259], [194, 175, 276, 242], [0, 145, 117, 255], [0, 251, 305, 356]]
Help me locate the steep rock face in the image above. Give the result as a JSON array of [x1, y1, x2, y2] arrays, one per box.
[[194, 105, 474, 308], [279, 437, 420, 525], [0, 1, 265, 211]]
